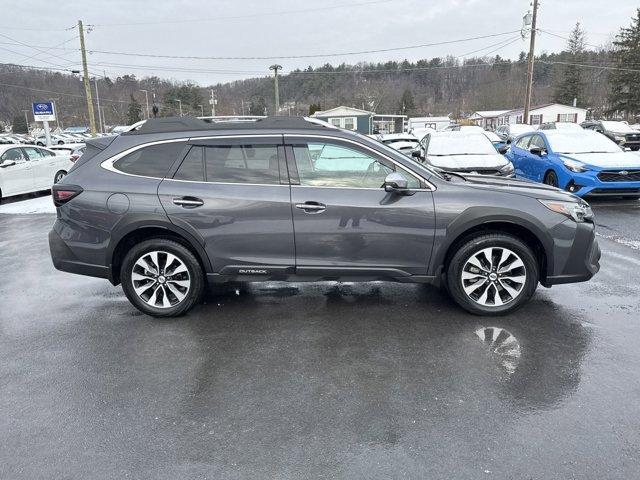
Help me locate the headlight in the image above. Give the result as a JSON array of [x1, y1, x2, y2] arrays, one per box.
[[563, 159, 588, 173], [500, 162, 514, 174], [538, 199, 593, 223], [614, 134, 626, 142]]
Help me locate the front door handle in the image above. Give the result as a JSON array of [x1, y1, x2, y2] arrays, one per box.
[[173, 196, 204, 208], [295, 201, 326, 213]]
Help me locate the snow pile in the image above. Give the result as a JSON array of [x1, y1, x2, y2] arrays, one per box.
[[0, 195, 55, 215]]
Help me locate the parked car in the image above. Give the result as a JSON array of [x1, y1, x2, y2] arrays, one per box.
[[581, 120, 640, 150], [0, 145, 73, 201], [415, 131, 514, 176], [538, 122, 584, 131], [378, 133, 420, 156], [35, 134, 68, 146], [50, 143, 86, 162], [49, 116, 600, 317], [507, 129, 640, 198], [495, 124, 536, 144]]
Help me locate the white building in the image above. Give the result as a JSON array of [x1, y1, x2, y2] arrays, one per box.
[[468, 110, 510, 129], [498, 103, 587, 127], [407, 116, 452, 131]]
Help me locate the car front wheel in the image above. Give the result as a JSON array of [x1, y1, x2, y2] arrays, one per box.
[[446, 233, 539, 315], [121, 239, 204, 317], [54, 170, 66, 184]]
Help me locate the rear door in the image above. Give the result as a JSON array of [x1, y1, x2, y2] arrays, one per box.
[[158, 135, 295, 275], [22, 146, 51, 188], [284, 135, 435, 277]]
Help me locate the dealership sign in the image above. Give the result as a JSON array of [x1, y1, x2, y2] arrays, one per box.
[[32, 102, 56, 122]]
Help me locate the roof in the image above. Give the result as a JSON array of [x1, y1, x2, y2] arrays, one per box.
[[128, 116, 330, 135], [468, 110, 510, 119], [503, 103, 588, 116], [311, 106, 374, 117]]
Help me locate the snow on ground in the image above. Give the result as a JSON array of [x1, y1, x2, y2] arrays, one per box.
[[0, 195, 55, 215]]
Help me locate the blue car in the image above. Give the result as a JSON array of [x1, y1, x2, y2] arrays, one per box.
[[506, 129, 640, 198]]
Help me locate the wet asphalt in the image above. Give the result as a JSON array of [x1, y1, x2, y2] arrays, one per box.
[[1, 196, 639, 479]]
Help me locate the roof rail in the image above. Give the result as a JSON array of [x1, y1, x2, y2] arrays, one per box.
[[127, 115, 330, 135]]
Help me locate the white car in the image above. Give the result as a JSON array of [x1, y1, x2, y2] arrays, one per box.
[[378, 133, 420, 156], [35, 134, 68, 146], [0, 145, 73, 202], [495, 123, 536, 143], [417, 131, 514, 177]]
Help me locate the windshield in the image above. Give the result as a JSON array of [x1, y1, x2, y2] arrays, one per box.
[[382, 138, 418, 145], [546, 132, 622, 154], [601, 121, 637, 133], [427, 134, 498, 155], [510, 124, 535, 135]]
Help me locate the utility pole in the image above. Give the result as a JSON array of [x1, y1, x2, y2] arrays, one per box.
[[523, 0, 539, 125], [197, 104, 204, 117], [269, 64, 282, 114], [78, 20, 97, 135], [210, 89, 216, 116], [94, 77, 103, 133], [22, 110, 30, 135], [140, 89, 150, 119]]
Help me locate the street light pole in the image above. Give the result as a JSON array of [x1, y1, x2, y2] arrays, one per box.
[[94, 77, 103, 133], [140, 89, 150, 119], [523, 0, 539, 125], [22, 110, 30, 135], [269, 64, 282, 114]]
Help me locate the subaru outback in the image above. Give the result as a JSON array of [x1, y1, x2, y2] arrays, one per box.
[[49, 116, 600, 317]]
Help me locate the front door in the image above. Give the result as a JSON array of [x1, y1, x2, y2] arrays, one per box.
[[158, 135, 295, 275], [284, 136, 435, 277], [0, 147, 33, 195]]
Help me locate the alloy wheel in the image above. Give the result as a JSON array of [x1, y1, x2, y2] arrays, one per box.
[[131, 250, 191, 309], [461, 247, 527, 307]]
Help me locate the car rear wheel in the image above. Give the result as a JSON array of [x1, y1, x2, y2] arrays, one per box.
[[544, 170, 559, 188], [446, 233, 539, 315], [121, 239, 204, 317], [54, 170, 66, 184]]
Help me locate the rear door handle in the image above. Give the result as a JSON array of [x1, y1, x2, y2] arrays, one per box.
[[295, 201, 326, 213], [173, 197, 204, 208]]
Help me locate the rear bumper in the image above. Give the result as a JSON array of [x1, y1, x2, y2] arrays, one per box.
[[542, 222, 600, 287], [49, 227, 111, 281]]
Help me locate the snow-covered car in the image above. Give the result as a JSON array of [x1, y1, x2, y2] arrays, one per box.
[[482, 130, 509, 153], [409, 127, 437, 142], [35, 134, 68, 146], [538, 122, 584, 131], [49, 143, 86, 162], [378, 133, 420, 156], [0, 145, 73, 202], [495, 123, 536, 144], [111, 120, 147, 134], [416, 131, 514, 177], [581, 120, 640, 151]]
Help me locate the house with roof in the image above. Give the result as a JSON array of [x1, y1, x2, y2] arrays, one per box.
[[468, 110, 510, 129], [311, 106, 374, 134], [498, 103, 587, 127]]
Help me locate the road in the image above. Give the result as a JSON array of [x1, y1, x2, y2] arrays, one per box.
[[1, 194, 639, 479]]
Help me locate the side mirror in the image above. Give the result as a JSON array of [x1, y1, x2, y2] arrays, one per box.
[[529, 146, 546, 156], [411, 150, 422, 158], [498, 145, 509, 154], [0, 159, 16, 168], [383, 172, 409, 194]]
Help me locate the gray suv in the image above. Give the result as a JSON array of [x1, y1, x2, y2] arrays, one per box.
[[49, 117, 600, 317]]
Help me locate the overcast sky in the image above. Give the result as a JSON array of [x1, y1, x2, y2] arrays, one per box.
[[1, 0, 638, 86]]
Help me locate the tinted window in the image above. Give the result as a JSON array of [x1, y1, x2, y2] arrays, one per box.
[[23, 147, 44, 160], [114, 141, 187, 177], [293, 142, 420, 189], [40, 148, 56, 157], [1, 148, 25, 162], [174, 146, 204, 181], [529, 135, 546, 150], [204, 144, 280, 184], [515, 135, 532, 149]]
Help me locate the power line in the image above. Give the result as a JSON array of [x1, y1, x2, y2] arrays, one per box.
[[538, 59, 640, 73], [89, 0, 393, 27], [0, 81, 129, 104], [537, 29, 605, 50], [84, 30, 522, 60]]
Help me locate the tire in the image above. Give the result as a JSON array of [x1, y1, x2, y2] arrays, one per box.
[[57, 140, 64, 145], [36, 142, 44, 146], [446, 233, 539, 316], [120, 239, 204, 317], [53, 170, 66, 184], [630, 146, 639, 151], [543, 170, 559, 188]]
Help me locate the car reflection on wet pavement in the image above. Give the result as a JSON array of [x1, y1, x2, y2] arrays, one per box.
[[1, 207, 639, 479]]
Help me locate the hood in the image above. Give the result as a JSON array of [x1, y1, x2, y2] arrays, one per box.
[[427, 153, 508, 169], [560, 151, 640, 169], [458, 174, 579, 202]]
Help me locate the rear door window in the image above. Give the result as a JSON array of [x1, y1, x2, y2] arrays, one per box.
[[204, 144, 280, 184], [173, 146, 204, 182], [114, 141, 187, 177], [23, 147, 44, 160]]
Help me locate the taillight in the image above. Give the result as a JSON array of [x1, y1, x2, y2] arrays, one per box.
[[51, 185, 83, 207], [70, 154, 79, 162]]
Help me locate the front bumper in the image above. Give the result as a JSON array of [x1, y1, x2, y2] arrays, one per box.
[[559, 169, 640, 197], [542, 221, 600, 287]]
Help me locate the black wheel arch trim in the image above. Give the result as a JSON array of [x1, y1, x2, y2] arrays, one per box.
[[429, 207, 555, 278]]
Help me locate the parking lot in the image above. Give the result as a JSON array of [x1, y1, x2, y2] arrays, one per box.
[[0, 193, 638, 479]]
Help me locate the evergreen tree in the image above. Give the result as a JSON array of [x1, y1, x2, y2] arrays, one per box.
[[249, 96, 267, 115], [308, 103, 322, 115], [127, 94, 142, 124], [398, 88, 415, 114], [608, 9, 640, 117], [12, 114, 28, 134], [554, 22, 586, 106]]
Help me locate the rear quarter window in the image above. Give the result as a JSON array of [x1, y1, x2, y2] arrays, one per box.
[[114, 141, 187, 178]]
